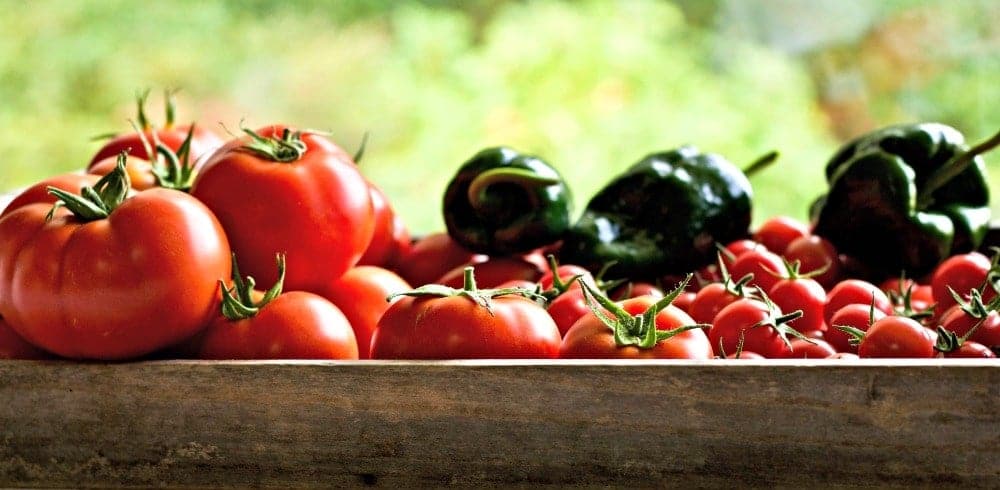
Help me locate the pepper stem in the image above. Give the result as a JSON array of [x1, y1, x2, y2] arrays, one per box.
[[46, 151, 131, 221], [742, 150, 780, 177], [919, 128, 1000, 208], [466, 167, 561, 215]]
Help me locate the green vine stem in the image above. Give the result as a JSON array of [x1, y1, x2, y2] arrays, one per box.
[[241, 126, 308, 163], [219, 253, 286, 321], [46, 152, 131, 221]]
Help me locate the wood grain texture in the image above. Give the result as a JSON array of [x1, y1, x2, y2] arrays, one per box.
[[0, 359, 997, 489]]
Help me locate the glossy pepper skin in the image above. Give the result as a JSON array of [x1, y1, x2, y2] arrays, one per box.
[[810, 123, 993, 279], [443, 147, 572, 255], [559, 146, 753, 279]]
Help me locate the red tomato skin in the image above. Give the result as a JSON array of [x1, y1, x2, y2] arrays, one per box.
[[358, 183, 411, 268], [824, 279, 893, 327], [547, 289, 590, 336], [725, 351, 765, 359], [89, 154, 158, 190], [783, 235, 841, 289], [787, 338, 837, 358], [753, 216, 809, 255], [930, 252, 991, 315], [688, 283, 742, 325], [436, 256, 546, 289], [722, 239, 762, 268], [321, 266, 411, 359], [1, 173, 103, 218], [729, 249, 785, 294], [709, 299, 793, 358], [198, 291, 358, 360], [938, 304, 1000, 349], [371, 295, 561, 359], [0, 316, 51, 360], [191, 126, 374, 292], [0, 189, 231, 360], [944, 341, 996, 358], [392, 232, 484, 287], [769, 277, 827, 333], [825, 303, 888, 353], [89, 125, 223, 169], [858, 316, 937, 358], [559, 296, 712, 359], [671, 291, 696, 315]]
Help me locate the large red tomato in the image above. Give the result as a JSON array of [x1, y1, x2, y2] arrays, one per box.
[[0, 162, 230, 360], [0, 315, 51, 360], [1, 173, 104, 218], [370, 267, 560, 359], [197, 255, 358, 360], [357, 183, 411, 269], [321, 265, 411, 359], [559, 279, 712, 359], [191, 125, 375, 291], [392, 232, 484, 287]]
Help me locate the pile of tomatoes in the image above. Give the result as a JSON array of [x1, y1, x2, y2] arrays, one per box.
[[0, 97, 997, 361]]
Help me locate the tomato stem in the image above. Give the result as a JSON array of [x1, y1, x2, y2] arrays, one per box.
[[46, 152, 131, 221], [219, 253, 286, 321], [241, 126, 307, 163]]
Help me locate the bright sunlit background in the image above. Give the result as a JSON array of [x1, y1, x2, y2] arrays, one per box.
[[0, 0, 997, 233]]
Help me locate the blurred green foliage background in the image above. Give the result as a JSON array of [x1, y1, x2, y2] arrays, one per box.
[[0, 0, 997, 233]]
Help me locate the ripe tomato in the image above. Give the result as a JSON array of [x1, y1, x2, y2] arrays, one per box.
[[89, 91, 222, 168], [559, 278, 712, 359], [0, 315, 51, 360], [943, 341, 996, 358], [720, 239, 762, 269], [0, 164, 230, 360], [89, 154, 158, 190], [436, 254, 546, 289], [1, 173, 103, 218], [938, 303, 1000, 349], [826, 303, 887, 353], [547, 288, 590, 336], [824, 279, 892, 327], [752, 215, 809, 255], [783, 235, 841, 289], [709, 297, 804, 358], [858, 316, 937, 358], [392, 232, 484, 287], [769, 272, 827, 333], [725, 351, 765, 360], [321, 266, 411, 359], [191, 125, 375, 292], [688, 282, 746, 325], [370, 268, 560, 359], [198, 256, 358, 360], [930, 252, 992, 315], [787, 337, 837, 358], [729, 248, 785, 294], [357, 183, 411, 269]]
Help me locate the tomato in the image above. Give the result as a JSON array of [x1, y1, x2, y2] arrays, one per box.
[[0, 315, 51, 360], [191, 125, 374, 292], [357, 183, 411, 269], [857, 316, 937, 358], [539, 262, 595, 293], [370, 268, 560, 359], [725, 351, 765, 360], [559, 281, 712, 359], [729, 248, 785, 294], [826, 303, 887, 353], [89, 154, 158, 190], [783, 235, 841, 289], [930, 252, 992, 315], [671, 290, 696, 314], [720, 239, 762, 269], [89, 92, 222, 168], [943, 341, 996, 358], [321, 266, 411, 359], [393, 232, 484, 287], [547, 288, 590, 336], [1, 173, 103, 218], [938, 303, 1000, 349], [688, 282, 745, 325], [752, 215, 809, 255], [768, 271, 827, 334], [0, 164, 230, 360], [824, 279, 892, 327], [436, 254, 546, 289], [787, 337, 837, 358], [709, 297, 803, 358]]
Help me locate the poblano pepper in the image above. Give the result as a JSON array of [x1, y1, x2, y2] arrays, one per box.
[[810, 123, 1000, 279], [443, 147, 572, 255], [559, 146, 765, 279]]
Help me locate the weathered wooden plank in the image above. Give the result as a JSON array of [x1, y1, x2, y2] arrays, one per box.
[[0, 359, 997, 488]]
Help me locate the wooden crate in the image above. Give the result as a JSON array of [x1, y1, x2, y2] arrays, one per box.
[[1, 359, 997, 488]]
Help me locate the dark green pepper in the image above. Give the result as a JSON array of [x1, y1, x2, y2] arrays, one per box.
[[559, 146, 761, 279], [810, 123, 1000, 279], [443, 147, 572, 255]]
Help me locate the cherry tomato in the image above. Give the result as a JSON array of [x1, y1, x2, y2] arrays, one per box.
[[826, 303, 887, 353], [688, 282, 745, 325], [321, 266, 412, 359], [0, 315, 51, 360], [709, 298, 798, 358], [787, 338, 837, 358], [371, 271, 560, 359], [671, 291, 696, 314], [729, 248, 785, 294], [930, 252, 992, 315], [725, 351, 765, 360], [783, 235, 841, 289], [720, 239, 762, 269], [769, 273, 827, 333], [752, 215, 809, 255], [858, 316, 936, 358], [943, 341, 996, 358], [547, 288, 590, 336], [191, 125, 375, 292], [938, 304, 1000, 349], [392, 232, 484, 287], [824, 279, 892, 327]]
